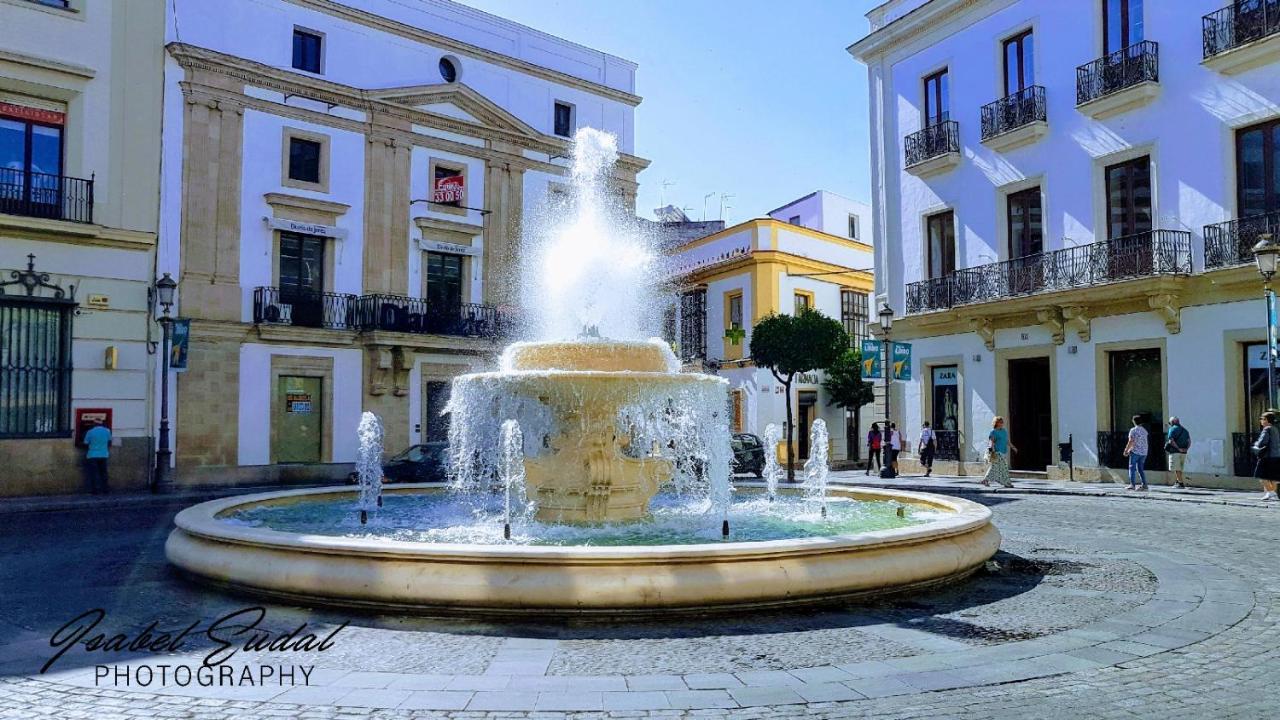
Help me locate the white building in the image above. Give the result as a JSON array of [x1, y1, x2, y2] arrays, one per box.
[[158, 0, 647, 487], [850, 0, 1280, 487], [667, 193, 874, 466], [769, 190, 870, 245]]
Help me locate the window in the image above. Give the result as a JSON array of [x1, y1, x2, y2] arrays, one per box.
[[794, 291, 813, 314], [1103, 0, 1143, 55], [0, 105, 65, 219], [1237, 117, 1280, 218], [847, 214, 859, 240], [553, 101, 574, 138], [0, 298, 73, 438], [279, 232, 325, 298], [292, 28, 323, 73], [1105, 156, 1152, 238], [841, 289, 869, 346], [1003, 30, 1034, 96], [923, 69, 949, 126], [926, 210, 956, 280], [1007, 187, 1043, 258], [679, 289, 707, 361], [438, 56, 458, 83], [788, 215, 801, 225], [727, 292, 743, 330], [426, 252, 464, 309], [287, 137, 321, 184], [425, 381, 450, 443]]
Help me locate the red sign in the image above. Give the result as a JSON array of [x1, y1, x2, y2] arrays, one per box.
[[432, 174, 465, 204], [0, 102, 65, 126], [75, 408, 113, 447]]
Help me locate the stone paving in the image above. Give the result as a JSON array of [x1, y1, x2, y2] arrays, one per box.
[[0, 484, 1277, 718]]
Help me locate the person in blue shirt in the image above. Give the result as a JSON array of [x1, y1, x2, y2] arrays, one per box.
[[981, 416, 1015, 488], [84, 419, 111, 494]]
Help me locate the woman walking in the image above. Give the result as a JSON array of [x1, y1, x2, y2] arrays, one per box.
[[981, 416, 1015, 488], [918, 421, 936, 477], [865, 423, 882, 476], [1252, 411, 1280, 501], [1122, 415, 1150, 491]]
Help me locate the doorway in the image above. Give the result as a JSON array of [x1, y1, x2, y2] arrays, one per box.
[[274, 375, 322, 463], [797, 391, 817, 460], [1109, 348, 1163, 449], [424, 380, 451, 443], [1007, 357, 1051, 470]]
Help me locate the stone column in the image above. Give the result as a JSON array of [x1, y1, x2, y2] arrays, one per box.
[[179, 89, 244, 321], [482, 154, 524, 307], [362, 134, 412, 294]]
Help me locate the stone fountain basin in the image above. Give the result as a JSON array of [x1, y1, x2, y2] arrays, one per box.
[[167, 486, 1000, 615]]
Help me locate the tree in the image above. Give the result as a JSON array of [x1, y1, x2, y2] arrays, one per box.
[[823, 347, 876, 464], [749, 308, 848, 481]]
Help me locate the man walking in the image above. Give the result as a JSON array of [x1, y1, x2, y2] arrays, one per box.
[[84, 419, 111, 494], [1165, 416, 1191, 489], [1123, 415, 1149, 491], [887, 422, 902, 476], [918, 421, 936, 477]]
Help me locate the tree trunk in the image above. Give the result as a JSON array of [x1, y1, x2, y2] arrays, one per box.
[[783, 376, 795, 482]]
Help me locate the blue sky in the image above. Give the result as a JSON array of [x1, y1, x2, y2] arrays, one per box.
[[455, 0, 878, 222]]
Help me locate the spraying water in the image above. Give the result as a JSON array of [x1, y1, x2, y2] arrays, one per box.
[[356, 412, 384, 524], [521, 128, 661, 341], [762, 423, 782, 502], [498, 419, 527, 539], [802, 419, 830, 517]]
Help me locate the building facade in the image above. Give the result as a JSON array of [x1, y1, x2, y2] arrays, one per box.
[[667, 196, 874, 465], [850, 0, 1280, 486], [0, 0, 164, 496], [159, 0, 646, 488]]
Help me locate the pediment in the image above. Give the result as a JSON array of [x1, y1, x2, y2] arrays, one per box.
[[366, 82, 540, 138]]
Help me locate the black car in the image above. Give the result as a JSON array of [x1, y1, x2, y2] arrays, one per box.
[[347, 442, 449, 484], [732, 433, 766, 477]]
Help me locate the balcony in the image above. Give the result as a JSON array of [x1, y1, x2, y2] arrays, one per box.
[[254, 286, 358, 330], [904, 120, 960, 177], [906, 230, 1194, 314], [1203, 0, 1280, 72], [353, 294, 509, 338], [1204, 210, 1280, 269], [1076, 41, 1160, 118], [980, 86, 1047, 152], [0, 168, 94, 224]]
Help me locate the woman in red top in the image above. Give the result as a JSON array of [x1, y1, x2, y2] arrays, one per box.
[[865, 423, 882, 476]]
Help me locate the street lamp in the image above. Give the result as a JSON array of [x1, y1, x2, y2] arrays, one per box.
[[878, 303, 895, 479], [1254, 232, 1279, 410], [153, 273, 177, 493]]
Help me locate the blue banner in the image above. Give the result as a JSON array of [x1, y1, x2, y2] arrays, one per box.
[[891, 342, 912, 381], [860, 339, 882, 379]]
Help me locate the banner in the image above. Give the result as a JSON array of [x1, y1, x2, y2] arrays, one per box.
[[891, 341, 912, 381], [170, 319, 190, 372], [860, 339, 882, 379]]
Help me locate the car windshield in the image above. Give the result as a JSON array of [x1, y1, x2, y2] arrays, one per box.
[[396, 446, 427, 463]]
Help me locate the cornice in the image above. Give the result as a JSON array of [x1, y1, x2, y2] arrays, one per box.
[[848, 0, 994, 62], [413, 216, 483, 238], [0, 47, 95, 79], [264, 192, 351, 216], [280, 0, 642, 107]]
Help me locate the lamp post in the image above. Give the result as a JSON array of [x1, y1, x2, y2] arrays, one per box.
[[878, 303, 895, 479], [153, 273, 177, 493], [1254, 232, 1279, 410]]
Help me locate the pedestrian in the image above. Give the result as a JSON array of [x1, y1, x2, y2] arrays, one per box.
[[981, 416, 1015, 488], [865, 423, 882, 476], [918, 421, 936, 477], [1123, 415, 1149, 491], [1164, 416, 1191, 489], [887, 422, 902, 475], [84, 419, 111, 494], [1252, 411, 1280, 501]]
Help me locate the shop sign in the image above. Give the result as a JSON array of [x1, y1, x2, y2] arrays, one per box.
[[264, 217, 348, 239], [422, 239, 480, 256], [0, 102, 65, 125], [286, 393, 313, 414]]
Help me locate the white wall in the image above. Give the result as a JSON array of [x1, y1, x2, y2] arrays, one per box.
[[769, 191, 872, 240]]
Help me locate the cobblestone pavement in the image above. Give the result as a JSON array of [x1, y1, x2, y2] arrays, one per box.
[[0, 489, 1276, 718]]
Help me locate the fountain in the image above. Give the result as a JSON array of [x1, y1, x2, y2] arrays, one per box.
[[762, 423, 782, 502], [164, 128, 999, 614]]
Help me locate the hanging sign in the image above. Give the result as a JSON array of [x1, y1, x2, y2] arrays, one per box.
[[264, 216, 348, 239], [170, 319, 190, 372], [432, 174, 465, 204], [892, 342, 912, 381], [861, 339, 883, 379]]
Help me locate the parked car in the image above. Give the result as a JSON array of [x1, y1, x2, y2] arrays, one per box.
[[732, 433, 765, 477], [347, 442, 449, 484]]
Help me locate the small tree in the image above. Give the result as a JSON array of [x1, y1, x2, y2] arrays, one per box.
[[750, 308, 848, 481], [823, 347, 876, 463]]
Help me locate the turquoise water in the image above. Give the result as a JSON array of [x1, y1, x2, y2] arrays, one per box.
[[221, 490, 942, 546]]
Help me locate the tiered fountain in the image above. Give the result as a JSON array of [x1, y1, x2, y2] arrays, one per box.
[[165, 129, 999, 614]]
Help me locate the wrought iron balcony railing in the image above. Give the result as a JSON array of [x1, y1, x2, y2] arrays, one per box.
[[1204, 210, 1280, 269], [353, 293, 509, 338], [981, 86, 1046, 140], [1076, 40, 1159, 105], [253, 286, 357, 330], [0, 168, 94, 224], [934, 430, 960, 461], [904, 120, 960, 167], [1097, 430, 1168, 472], [1232, 432, 1259, 477], [906, 230, 1193, 314], [1204, 0, 1280, 58]]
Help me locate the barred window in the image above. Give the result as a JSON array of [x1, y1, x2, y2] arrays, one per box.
[[0, 298, 73, 438], [679, 289, 707, 361], [841, 289, 869, 347]]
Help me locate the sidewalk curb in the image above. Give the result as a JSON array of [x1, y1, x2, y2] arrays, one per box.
[[0, 485, 331, 516], [830, 479, 1277, 509]]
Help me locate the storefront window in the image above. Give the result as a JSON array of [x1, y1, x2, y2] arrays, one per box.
[[931, 365, 959, 432]]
